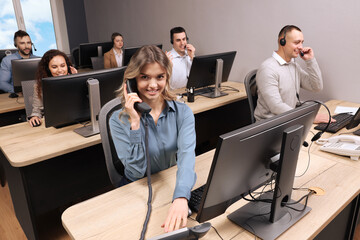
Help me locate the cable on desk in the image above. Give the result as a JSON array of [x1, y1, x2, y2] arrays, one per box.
[[283, 189, 315, 212], [219, 85, 240, 92], [296, 140, 313, 177], [16, 97, 24, 104], [211, 225, 224, 240], [77, 120, 90, 127], [140, 118, 152, 240], [250, 172, 276, 198]]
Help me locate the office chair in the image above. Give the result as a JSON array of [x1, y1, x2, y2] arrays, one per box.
[[244, 69, 258, 123], [91, 56, 104, 70], [71, 47, 79, 68], [21, 80, 36, 118], [98, 97, 125, 187]]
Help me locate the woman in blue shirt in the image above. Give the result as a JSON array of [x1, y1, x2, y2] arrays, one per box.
[[109, 45, 196, 233]]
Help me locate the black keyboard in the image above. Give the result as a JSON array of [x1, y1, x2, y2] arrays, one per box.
[[181, 87, 214, 97], [354, 128, 360, 136], [188, 184, 206, 212], [314, 113, 353, 133]]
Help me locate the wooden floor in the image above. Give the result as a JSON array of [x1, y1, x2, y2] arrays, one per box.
[[1, 180, 360, 240], [0, 182, 70, 240]]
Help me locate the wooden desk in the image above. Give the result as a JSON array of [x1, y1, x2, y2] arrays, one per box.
[[304, 100, 360, 169], [0, 93, 25, 126], [61, 99, 360, 240], [61, 145, 360, 240], [0, 81, 247, 240]]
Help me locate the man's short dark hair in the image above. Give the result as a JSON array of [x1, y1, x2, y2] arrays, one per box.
[[278, 25, 302, 39], [14, 30, 30, 47], [111, 32, 123, 44], [170, 27, 187, 44]]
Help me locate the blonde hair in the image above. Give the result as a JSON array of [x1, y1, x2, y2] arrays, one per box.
[[116, 45, 176, 108]]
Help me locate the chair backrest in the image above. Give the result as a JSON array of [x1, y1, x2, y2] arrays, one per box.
[[91, 56, 104, 70], [71, 47, 79, 68], [99, 97, 124, 187], [244, 69, 258, 123], [21, 80, 36, 118]]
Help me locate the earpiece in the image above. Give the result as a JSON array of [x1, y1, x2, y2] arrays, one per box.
[[32, 43, 37, 51], [280, 29, 287, 46], [279, 25, 291, 47], [280, 36, 286, 46]]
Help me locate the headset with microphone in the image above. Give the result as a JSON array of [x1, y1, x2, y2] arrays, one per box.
[[170, 33, 189, 44], [279, 25, 331, 142], [14, 36, 37, 51], [279, 25, 304, 56], [170, 27, 189, 44]]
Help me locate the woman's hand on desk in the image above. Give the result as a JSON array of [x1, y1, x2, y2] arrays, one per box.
[[161, 197, 188, 233], [28, 116, 42, 127], [313, 113, 336, 124]]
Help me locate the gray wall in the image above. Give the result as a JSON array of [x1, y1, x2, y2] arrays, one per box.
[[63, 0, 88, 51], [83, 0, 360, 103]]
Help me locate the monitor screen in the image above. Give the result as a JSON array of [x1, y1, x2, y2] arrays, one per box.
[[0, 49, 18, 63], [123, 44, 163, 66], [186, 51, 236, 90], [11, 58, 41, 92], [196, 102, 320, 238], [79, 41, 113, 68], [42, 67, 126, 128]]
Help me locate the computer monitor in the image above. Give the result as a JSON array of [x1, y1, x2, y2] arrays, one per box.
[[0, 48, 18, 63], [11, 58, 41, 92], [42, 67, 126, 132], [79, 41, 113, 68], [186, 51, 236, 98], [196, 102, 320, 240], [123, 44, 163, 66]]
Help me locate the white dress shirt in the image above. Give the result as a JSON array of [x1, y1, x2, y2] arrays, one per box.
[[168, 48, 192, 89], [113, 48, 123, 67]]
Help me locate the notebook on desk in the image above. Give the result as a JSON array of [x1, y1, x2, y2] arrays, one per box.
[[314, 107, 360, 133]]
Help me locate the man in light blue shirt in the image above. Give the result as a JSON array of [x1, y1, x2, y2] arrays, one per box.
[[0, 30, 38, 93], [110, 100, 197, 200], [166, 27, 196, 89]]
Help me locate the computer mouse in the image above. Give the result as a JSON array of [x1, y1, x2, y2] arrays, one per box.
[[8, 92, 19, 98], [31, 120, 42, 127], [188, 208, 192, 217]]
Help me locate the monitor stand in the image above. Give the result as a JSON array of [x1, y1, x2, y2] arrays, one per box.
[[97, 46, 103, 57], [202, 59, 228, 98], [74, 78, 101, 137], [228, 124, 311, 240]]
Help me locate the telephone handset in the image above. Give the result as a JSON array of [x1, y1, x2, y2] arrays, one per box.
[[68, 65, 72, 74], [316, 135, 360, 160], [126, 79, 152, 113]]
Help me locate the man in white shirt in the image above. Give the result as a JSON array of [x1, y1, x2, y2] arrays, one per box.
[[255, 25, 331, 123], [166, 27, 196, 89]]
